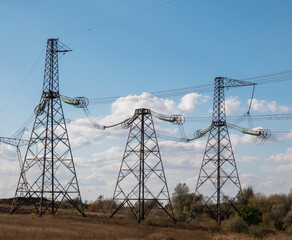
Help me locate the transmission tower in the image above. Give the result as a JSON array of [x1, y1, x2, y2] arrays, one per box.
[[109, 108, 175, 222], [190, 77, 255, 225], [10, 38, 85, 216]]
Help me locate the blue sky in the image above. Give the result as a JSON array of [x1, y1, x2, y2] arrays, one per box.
[[1, 0, 292, 201]]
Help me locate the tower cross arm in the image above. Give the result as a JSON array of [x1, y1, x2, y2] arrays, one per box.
[[221, 77, 256, 88], [0, 137, 29, 147]]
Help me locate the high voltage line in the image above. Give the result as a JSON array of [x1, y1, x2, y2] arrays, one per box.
[[0, 0, 177, 115], [186, 113, 292, 122], [88, 70, 292, 105], [8, 69, 292, 152], [62, 0, 177, 38]]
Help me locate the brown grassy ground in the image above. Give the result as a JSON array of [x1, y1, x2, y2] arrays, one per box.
[[0, 204, 290, 240]]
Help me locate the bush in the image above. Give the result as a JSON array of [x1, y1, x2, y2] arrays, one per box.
[[248, 226, 275, 239], [245, 202, 263, 225], [174, 210, 187, 222], [285, 226, 292, 235], [224, 215, 248, 233], [88, 202, 99, 212], [269, 203, 286, 230], [284, 207, 292, 229]]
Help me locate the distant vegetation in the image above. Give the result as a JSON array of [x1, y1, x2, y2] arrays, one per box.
[[1, 184, 292, 239], [170, 183, 292, 238]]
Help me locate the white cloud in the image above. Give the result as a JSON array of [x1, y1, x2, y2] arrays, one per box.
[[110, 92, 177, 119], [230, 133, 255, 145], [237, 155, 259, 163], [257, 177, 289, 195], [67, 92, 210, 149], [178, 93, 209, 112], [225, 96, 241, 115], [240, 174, 260, 189], [267, 147, 292, 162], [159, 140, 205, 168], [75, 146, 123, 168], [249, 99, 291, 113], [261, 164, 292, 173]]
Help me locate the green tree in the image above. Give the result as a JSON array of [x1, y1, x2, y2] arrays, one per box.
[[172, 183, 193, 221], [172, 183, 190, 211], [284, 207, 292, 229], [242, 186, 254, 205], [267, 194, 290, 230], [245, 202, 263, 225], [96, 195, 104, 209]]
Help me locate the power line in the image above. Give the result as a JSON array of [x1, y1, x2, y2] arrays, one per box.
[[63, 0, 177, 38], [72, 127, 123, 151], [0, 49, 45, 115], [88, 70, 292, 105], [186, 113, 292, 122], [240, 70, 292, 81]]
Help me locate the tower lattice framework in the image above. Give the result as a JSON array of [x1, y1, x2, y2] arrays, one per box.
[[109, 108, 175, 222], [191, 77, 248, 225], [10, 38, 85, 216]]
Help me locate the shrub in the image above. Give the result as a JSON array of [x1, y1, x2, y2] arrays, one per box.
[[245, 202, 263, 225], [88, 202, 99, 212], [284, 207, 292, 229], [285, 226, 292, 235], [248, 226, 275, 239], [224, 215, 248, 233], [269, 203, 286, 230]]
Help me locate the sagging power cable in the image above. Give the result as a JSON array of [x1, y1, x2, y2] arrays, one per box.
[[87, 70, 292, 106]]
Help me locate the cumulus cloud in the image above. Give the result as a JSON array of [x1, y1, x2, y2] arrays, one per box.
[[225, 96, 242, 115], [75, 146, 123, 168], [0, 145, 17, 161], [267, 147, 292, 162], [159, 140, 205, 168], [257, 177, 289, 195], [109, 92, 177, 120], [249, 99, 291, 113], [178, 93, 209, 112], [240, 174, 260, 189], [237, 155, 259, 163], [261, 164, 292, 173], [67, 92, 210, 149], [230, 133, 256, 146]]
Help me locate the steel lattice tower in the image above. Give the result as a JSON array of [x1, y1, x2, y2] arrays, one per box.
[[190, 77, 254, 225], [109, 108, 175, 222], [10, 38, 85, 216]]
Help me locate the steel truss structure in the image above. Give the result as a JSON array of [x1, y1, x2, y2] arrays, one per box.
[[10, 38, 85, 216], [109, 108, 175, 222], [190, 77, 255, 224]]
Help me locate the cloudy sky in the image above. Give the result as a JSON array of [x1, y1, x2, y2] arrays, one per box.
[[1, 0, 292, 202]]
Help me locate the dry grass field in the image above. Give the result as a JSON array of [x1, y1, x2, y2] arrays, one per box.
[[0, 204, 290, 240]]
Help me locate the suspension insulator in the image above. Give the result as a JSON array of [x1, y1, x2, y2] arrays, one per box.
[[170, 115, 185, 125], [121, 122, 131, 129], [73, 97, 89, 108], [34, 105, 44, 116], [34, 98, 48, 116], [257, 129, 271, 139], [194, 129, 202, 138]]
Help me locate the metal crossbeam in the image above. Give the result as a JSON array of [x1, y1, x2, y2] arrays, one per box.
[[0, 137, 29, 147]]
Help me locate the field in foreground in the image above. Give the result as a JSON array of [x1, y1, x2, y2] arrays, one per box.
[[0, 212, 291, 240]]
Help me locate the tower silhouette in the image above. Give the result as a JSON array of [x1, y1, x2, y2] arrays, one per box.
[[190, 77, 254, 224], [10, 38, 85, 216], [109, 108, 175, 222]]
